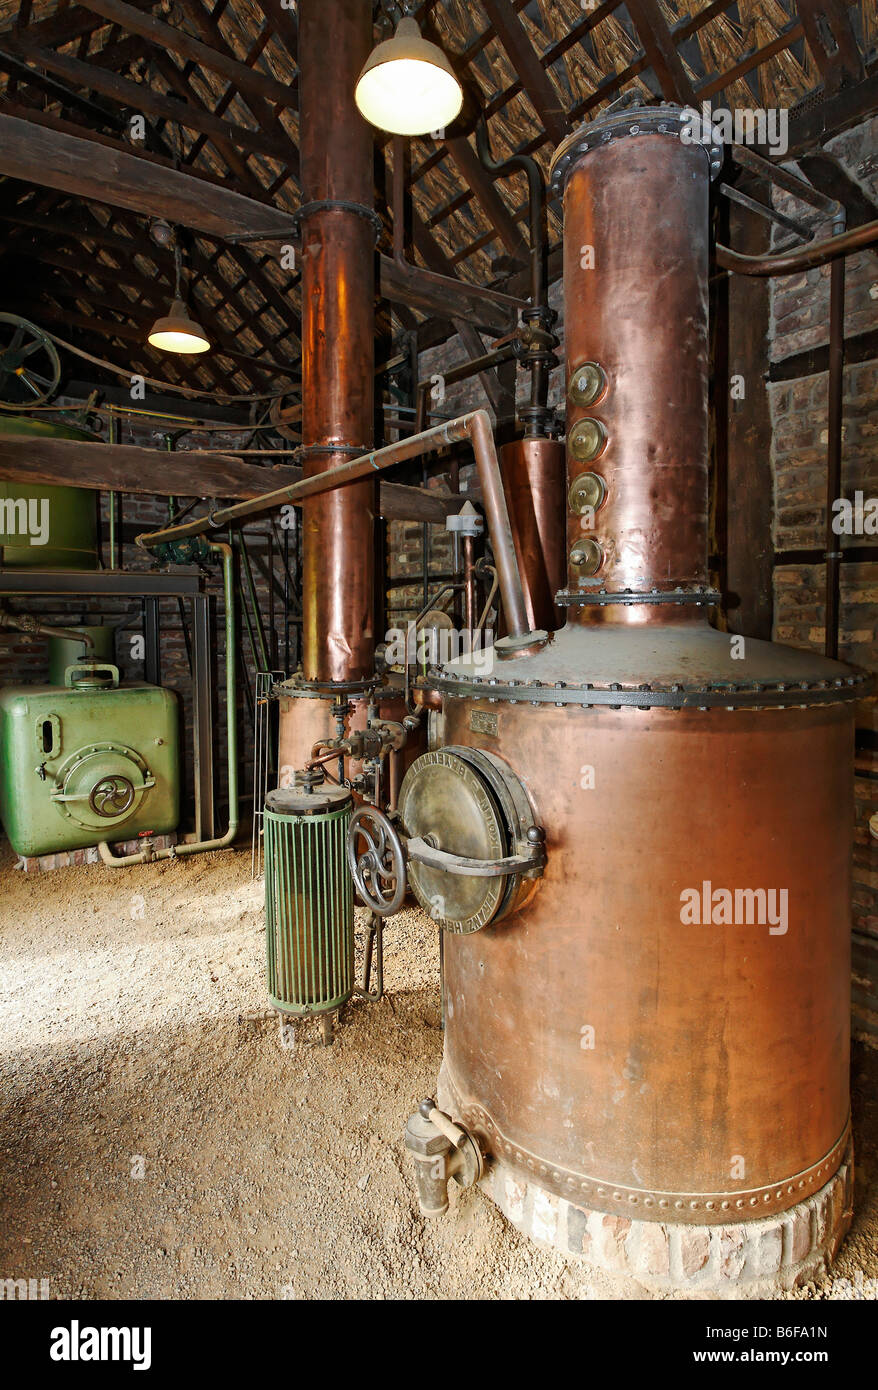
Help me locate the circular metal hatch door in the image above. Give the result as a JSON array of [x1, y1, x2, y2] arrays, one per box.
[[398, 746, 537, 933], [51, 742, 154, 832]]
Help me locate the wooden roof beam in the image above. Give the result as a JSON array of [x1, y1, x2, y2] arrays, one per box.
[[795, 0, 863, 97], [625, 0, 698, 106], [0, 111, 298, 239], [75, 0, 297, 110], [480, 0, 569, 146], [444, 134, 528, 263], [2, 33, 293, 165]]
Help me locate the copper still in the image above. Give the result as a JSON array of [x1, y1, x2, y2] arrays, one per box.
[[392, 106, 867, 1283]]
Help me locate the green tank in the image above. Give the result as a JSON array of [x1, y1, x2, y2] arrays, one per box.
[[0, 663, 179, 858], [48, 624, 115, 687], [0, 415, 99, 569]]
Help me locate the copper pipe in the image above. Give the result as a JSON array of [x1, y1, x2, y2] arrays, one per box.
[[730, 144, 840, 215], [136, 409, 532, 642], [462, 535, 476, 634], [0, 613, 95, 647], [299, 0, 375, 683], [392, 134, 406, 264], [499, 438, 565, 633], [715, 217, 878, 276]]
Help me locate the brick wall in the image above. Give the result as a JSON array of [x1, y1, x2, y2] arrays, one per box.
[[766, 116, 878, 955]]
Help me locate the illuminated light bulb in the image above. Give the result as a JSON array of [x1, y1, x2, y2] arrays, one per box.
[[355, 17, 462, 137]]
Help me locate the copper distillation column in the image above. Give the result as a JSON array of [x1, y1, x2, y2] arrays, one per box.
[[403, 105, 869, 1291], [277, 0, 378, 776]]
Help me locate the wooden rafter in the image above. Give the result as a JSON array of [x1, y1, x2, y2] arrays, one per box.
[[75, 0, 297, 110], [2, 32, 292, 163], [625, 0, 698, 106], [480, 0, 569, 146], [0, 0, 872, 392], [795, 0, 864, 95]]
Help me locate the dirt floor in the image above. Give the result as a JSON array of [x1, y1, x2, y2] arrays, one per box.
[[1, 839, 876, 1301]]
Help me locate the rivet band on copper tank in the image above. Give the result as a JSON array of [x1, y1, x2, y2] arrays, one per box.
[[422, 671, 872, 710], [548, 100, 724, 196], [442, 1074, 851, 1225]]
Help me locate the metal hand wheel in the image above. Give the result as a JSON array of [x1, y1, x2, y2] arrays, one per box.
[[0, 313, 62, 408], [346, 805, 406, 916]]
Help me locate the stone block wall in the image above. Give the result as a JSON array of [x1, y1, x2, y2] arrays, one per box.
[[766, 117, 878, 976]]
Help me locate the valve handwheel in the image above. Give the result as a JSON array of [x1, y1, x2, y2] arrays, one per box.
[[346, 805, 406, 916], [0, 314, 62, 409], [89, 775, 136, 818]]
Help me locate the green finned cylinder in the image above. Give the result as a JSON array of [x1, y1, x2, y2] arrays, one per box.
[[0, 415, 99, 570], [48, 625, 115, 687], [264, 784, 354, 1016]]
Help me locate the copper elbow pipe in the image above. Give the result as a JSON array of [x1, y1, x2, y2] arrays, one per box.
[[715, 217, 878, 276], [136, 409, 532, 643]]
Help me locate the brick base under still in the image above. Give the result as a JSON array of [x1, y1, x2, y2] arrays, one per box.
[[475, 1148, 853, 1295]]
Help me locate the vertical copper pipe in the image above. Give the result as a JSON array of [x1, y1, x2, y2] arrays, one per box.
[[499, 437, 566, 632], [463, 535, 476, 633], [557, 131, 711, 620], [299, 0, 375, 682], [825, 251, 845, 661]]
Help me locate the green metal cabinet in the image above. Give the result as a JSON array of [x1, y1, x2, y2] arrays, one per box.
[[0, 664, 179, 858]]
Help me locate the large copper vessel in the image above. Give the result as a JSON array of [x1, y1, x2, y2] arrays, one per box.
[[409, 106, 867, 1270]]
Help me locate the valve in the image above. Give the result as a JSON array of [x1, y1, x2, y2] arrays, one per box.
[[404, 1099, 484, 1217], [346, 804, 407, 916]]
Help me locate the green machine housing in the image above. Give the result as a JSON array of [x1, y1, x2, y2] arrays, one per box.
[[0, 663, 179, 858]]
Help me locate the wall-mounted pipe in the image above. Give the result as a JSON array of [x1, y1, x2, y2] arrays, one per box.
[[0, 611, 96, 648], [825, 237, 846, 661], [98, 540, 239, 865], [135, 409, 533, 643], [716, 217, 878, 275]]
